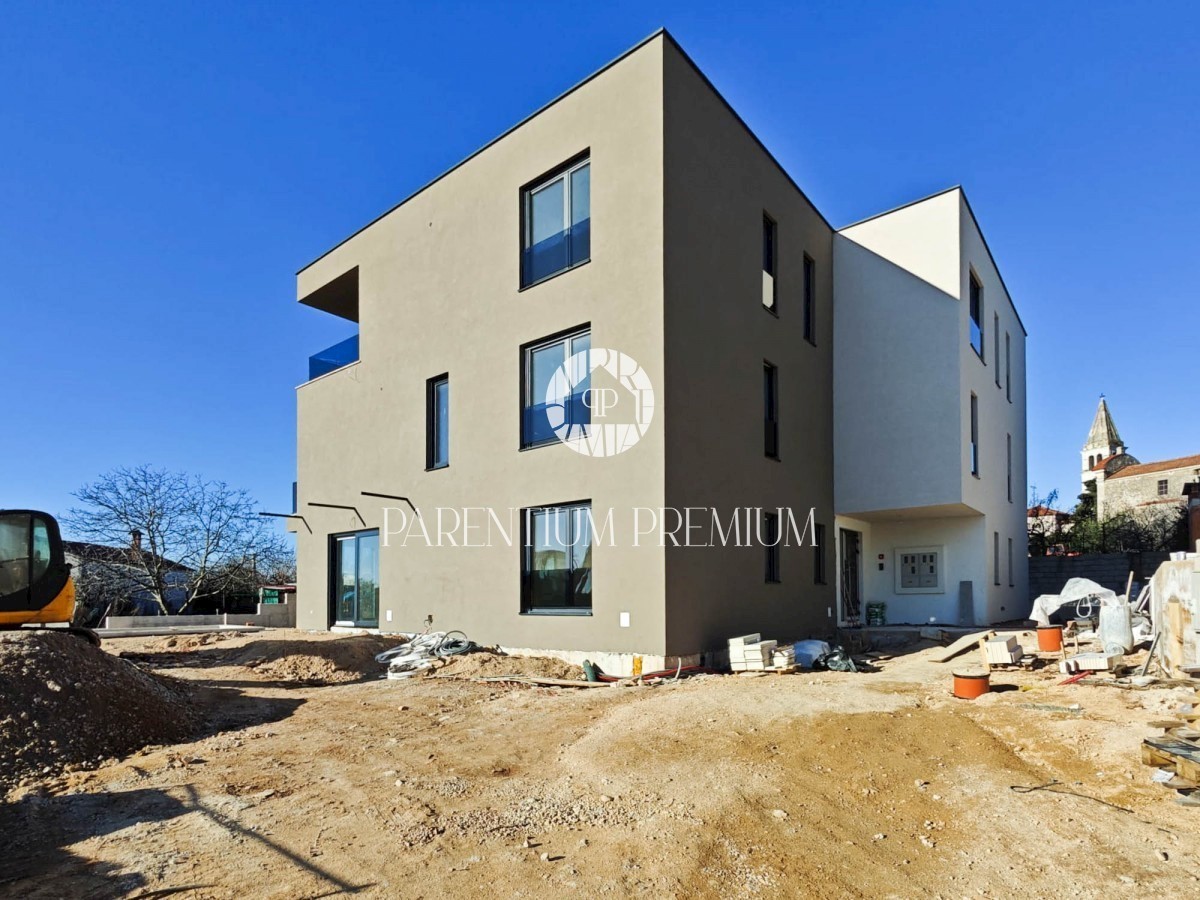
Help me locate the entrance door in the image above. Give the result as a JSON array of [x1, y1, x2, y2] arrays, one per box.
[[839, 528, 862, 627], [331, 530, 379, 627]]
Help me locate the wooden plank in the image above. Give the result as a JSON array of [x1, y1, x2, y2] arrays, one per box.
[[933, 630, 996, 663], [1143, 737, 1200, 783]]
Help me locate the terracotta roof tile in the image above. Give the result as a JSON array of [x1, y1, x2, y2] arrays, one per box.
[[1107, 453, 1200, 480]]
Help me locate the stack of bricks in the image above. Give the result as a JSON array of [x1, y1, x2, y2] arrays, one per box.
[[729, 634, 778, 671]]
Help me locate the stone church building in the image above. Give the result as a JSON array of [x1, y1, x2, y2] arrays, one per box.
[[1081, 396, 1200, 519]]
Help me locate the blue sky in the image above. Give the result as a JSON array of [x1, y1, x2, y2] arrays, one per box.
[[2, 1, 1197, 530]]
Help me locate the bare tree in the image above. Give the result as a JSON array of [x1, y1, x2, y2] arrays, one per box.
[[65, 465, 290, 615], [71, 558, 143, 627]]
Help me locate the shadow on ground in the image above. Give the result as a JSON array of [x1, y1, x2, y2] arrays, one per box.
[[0, 784, 374, 897]]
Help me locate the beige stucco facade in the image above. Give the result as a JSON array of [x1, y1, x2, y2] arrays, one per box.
[[289, 30, 1029, 661]]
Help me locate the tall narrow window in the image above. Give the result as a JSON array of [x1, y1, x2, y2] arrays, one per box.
[[1005, 333, 1012, 400], [1006, 433, 1013, 502], [521, 156, 590, 287], [764, 362, 779, 459], [1158, 479, 1169, 496], [803, 254, 816, 343], [1008, 537, 1014, 587], [970, 393, 980, 476], [764, 511, 780, 583], [521, 502, 593, 613], [969, 272, 983, 358], [427, 374, 449, 469], [994, 315, 1000, 386], [762, 214, 777, 311], [993, 531, 1001, 585], [813, 522, 827, 584], [521, 327, 591, 448], [331, 530, 379, 627]]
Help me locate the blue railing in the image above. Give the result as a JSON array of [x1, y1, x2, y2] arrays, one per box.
[[521, 218, 590, 287], [308, 334, 359, 380]]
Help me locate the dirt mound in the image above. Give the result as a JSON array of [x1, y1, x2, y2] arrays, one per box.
[[149, 632, 236, 652], [227, 634, 401, 684], [434, 649, 583, 681], [0, 632, 199, 790]]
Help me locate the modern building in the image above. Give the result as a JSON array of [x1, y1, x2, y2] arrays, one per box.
[[289, 29, 1028, 668], [1078, 396, 1200, 520], [833, 188, 1029, 627]]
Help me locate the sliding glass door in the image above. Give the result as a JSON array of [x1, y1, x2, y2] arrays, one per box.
[[331, 530, 379, 627]]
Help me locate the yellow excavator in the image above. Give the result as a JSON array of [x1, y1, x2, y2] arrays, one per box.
[[0, 509, 99, 645]]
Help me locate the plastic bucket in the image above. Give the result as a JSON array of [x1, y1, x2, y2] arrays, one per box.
[[1036, 625, 1064, 652], [952, 669, 991, 700]]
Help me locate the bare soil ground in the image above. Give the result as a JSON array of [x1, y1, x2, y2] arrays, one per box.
[[2, 629, 1198, 899]]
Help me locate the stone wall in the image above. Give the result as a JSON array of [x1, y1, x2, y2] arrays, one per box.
[[1100, 467, 1192, 518], [1028, 551, 1171, 602]]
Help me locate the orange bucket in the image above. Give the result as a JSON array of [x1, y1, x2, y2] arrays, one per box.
[[952, 669, 991, 700], [1037, 625, 1064, 652]]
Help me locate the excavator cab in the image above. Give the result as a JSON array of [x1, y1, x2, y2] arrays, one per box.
[[0, 509, 96, 643]]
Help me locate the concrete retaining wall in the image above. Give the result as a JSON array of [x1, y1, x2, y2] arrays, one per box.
[[105, 602, 296, 630], [1028, 551, 1170, 602]]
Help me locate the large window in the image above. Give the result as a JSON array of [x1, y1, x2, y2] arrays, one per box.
[[764, 362, 779, 459], [970, 393, 980, 476], [522, 327, 591, 448], [969, 272, 983, 358], [764, 511, 780, 583], [762, 214, 777, 311], [522, 502, 592, 613], [331, 530, 379, 627], [521, 157, 590, 287], [427, 374, 449, 469], [803, 254, 816, 343], [0, 512, 51, 599]]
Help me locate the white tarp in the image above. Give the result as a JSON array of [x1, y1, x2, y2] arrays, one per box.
[[1028, 577, 1118, 626]]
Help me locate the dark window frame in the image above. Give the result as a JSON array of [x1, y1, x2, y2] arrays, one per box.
[[520, 499, 594, 615], [764, 361, 779, 459], [328, 528, 380, 628], [970, 393, 980, 477], [994, 314, 1001, 386], [993, 531, 1001, 586], [969, 270, 984, 360], [814, 522, 827, 585], [764, 511, 781, 583], [803, 253, 816, 344], [1005, 332, 1012, 401], [762, 213, 778, 313], [1006, 432, 1013, 503], [519, 324, 591, 451], [426, 373, 449, 470], [1158, 479, 1169, 496], [519, 151, 591, 290]]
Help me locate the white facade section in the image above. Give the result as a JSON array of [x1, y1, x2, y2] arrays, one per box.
[[833, 187, 1028, 625]]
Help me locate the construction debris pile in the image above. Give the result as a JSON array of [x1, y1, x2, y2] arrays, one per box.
[[0, 631, 199, 789]]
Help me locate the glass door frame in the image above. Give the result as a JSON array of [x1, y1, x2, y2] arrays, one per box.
[[328, 529, 380, 628]]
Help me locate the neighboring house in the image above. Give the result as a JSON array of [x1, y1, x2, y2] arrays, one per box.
[[64, 530, 191, 616], [1027, 505, 1072, 556], [288, 29, 1029, 667], [1079, 396, 1199, 519]]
